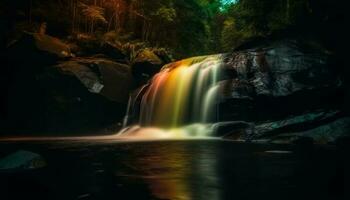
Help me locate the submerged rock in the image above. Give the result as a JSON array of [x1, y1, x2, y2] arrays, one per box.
[[0, 150, 46, 171]]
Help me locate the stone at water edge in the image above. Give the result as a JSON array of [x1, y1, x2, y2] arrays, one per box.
[[132, 49, 164, 78], [0, 150, 47, 171]]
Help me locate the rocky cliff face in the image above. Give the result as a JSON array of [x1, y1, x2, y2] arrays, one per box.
[[126, 38, 348, 143], [2, 32, 170, 135], [218, 39, 347, 143]]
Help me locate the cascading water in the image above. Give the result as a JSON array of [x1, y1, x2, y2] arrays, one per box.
[[119, 55, 226, 139]]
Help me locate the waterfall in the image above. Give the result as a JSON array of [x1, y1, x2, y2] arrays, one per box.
[[120, 55, 225, 139]]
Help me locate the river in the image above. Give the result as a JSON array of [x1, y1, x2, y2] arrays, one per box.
[[0, 139, 343, 200]]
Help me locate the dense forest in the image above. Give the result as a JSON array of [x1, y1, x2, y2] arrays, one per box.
[[0, 0, 346, 57]]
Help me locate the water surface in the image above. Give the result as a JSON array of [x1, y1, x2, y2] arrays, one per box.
[[0, 139, 343, 200]]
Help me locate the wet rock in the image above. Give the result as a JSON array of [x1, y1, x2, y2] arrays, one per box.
[[0, 150, 46, 171], [214, 121, 254, 140], [100, 42, 127, 62], [132, 49, 164, 77], [285, 117, 350, 144], [252, 110, 341, 138], [255, 115, 350, 144], [57, 57, 134, 103], [152, 48, 174, 64], [220, 109, 350, 143], [220, 39, 343, 122]]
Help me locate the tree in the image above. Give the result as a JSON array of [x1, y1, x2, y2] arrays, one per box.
[[221, 17, 243, 51], [79, 2, 107, 34]]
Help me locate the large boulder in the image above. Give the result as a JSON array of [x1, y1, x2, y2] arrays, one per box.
[[222, 110, 350, 143], [57, 57, 134, 103], [4, 54, 131, 134], [28, 57, 134, 133], [3, 32, 135, 135], [217, 39, 347, 143], [68, 34, 127, 62], [219, 39, 343, 123], [33, 33, 72, 58], [7, 32, 72, 61], [100, 42, 127, 62]]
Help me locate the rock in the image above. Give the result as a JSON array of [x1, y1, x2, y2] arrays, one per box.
[[252, 110, 341, 139], [236, 113, 350, 144], [213, 121, 254, 140], [100, 42, 127, 62], [126, 38, 344, 144], [33, 33, 72, 58], [219, 39, 343, 122], [72, 33, 101, 56], [0, 150, 46, 171], [3, 33, 134, 135], [4, 56, 129, 134], [69, 34, 128, 62], [8, 32, 71, 59], [57, 57, 134, 103], [284, 117, 350, 144], [152, 48, 174, 64], [132, 48, 164, 77], [58, 59, 104, 94]]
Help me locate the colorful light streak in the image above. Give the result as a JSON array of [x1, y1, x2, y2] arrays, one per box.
[[139, 55, 224, 132]]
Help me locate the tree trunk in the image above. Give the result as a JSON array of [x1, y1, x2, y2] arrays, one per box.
[[107, 12, 117, 32], [72, 0, 76, 33], [91, 19, 94, 34], [286, 0, 290, 22], [28, 0, 32, 23]]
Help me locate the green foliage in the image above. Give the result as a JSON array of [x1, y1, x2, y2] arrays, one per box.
[[152, 7, 176, 23], [220, 18, 243, 51], [3, 0, 341, 57]]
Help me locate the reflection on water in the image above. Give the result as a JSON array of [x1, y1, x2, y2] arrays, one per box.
[[0, 140, 340, 200], [117, 124, 218, 139], [116, 142, 220, 200]]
